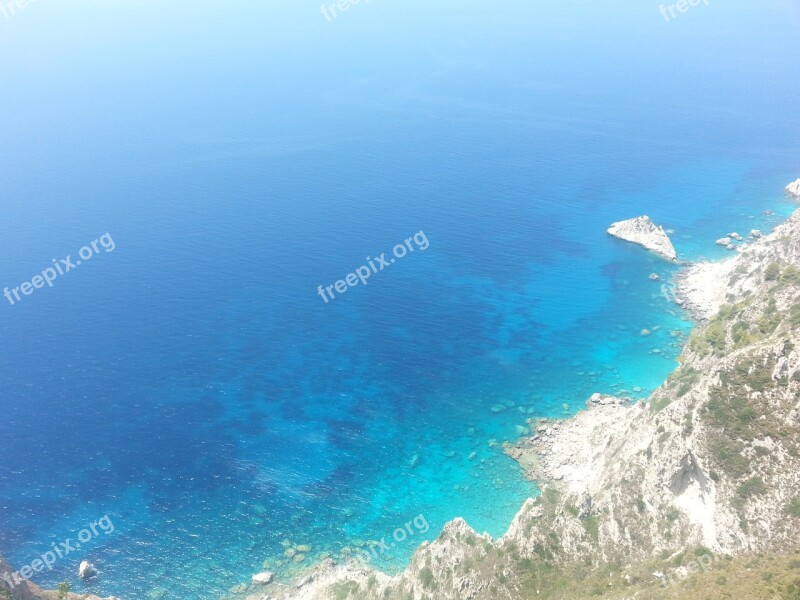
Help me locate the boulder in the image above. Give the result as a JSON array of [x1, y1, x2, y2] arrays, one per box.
[[716, 237, 731, 246], [252, 571, 274, 585], [79, 560, 97, 579]]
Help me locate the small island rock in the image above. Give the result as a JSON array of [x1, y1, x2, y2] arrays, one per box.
[[786, 178, 800, 199], [607, 216, 677, 262], [79, 560, 97, 579]]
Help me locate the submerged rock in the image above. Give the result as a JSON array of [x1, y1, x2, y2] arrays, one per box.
[[607, 216, 677, 262]]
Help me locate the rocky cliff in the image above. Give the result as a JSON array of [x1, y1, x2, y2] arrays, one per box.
[[787, 179, 800, 200], [252, 201, 800, 600], [0, 556, 113, 600]]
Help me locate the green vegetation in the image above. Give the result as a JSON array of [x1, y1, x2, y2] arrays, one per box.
[[758, 298, 782, 335], [737, 476, 767, 499], [688, 301, 752, 356], [419, 567, 436, 590], [332, 581, 361, 599], [765, 261, 781, 281], [57, 581, 72, 600], [582, 516, 600, 542], [512, 550, 800, 600], [764, 260, 800, 289], [702, 353, 793, 480], [780, 264, 800, 286]]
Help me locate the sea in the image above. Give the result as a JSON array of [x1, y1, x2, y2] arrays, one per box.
[[1, 0, 799, 598]]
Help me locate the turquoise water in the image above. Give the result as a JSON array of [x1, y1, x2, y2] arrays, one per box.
[[1, 1, 799, 598]]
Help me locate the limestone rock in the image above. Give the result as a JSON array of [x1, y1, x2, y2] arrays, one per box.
[[252, 571, 274, 585], [607, 216, 677, 262], [79, 560, 97, 579], [786, 178, 800, 199]]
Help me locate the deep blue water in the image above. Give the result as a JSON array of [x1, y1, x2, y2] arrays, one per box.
[[1, 1, 800, 598]]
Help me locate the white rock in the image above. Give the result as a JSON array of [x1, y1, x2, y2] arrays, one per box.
[[252, 571, 274, 585], [728, 232, 743, 241], [786, 178, 800, 199], [750, 229, 763, 238], [79, 560, 97, 579], [607, 216, 677, 262], [716, 237, 731, 246]]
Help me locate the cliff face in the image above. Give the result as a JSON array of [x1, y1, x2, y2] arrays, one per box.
[[0, 555, 46, 600], [257, 206, 800, 600], [0, 556, 116, 600]]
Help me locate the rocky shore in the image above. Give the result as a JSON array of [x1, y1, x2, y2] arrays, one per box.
[[243, 180, 800, 600], [0, 555, 115, 600], [7, 183, 800, 600]]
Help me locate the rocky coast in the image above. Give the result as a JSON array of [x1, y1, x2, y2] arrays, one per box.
[[243, 181, 800, 600], [6, 183, 800, 600]]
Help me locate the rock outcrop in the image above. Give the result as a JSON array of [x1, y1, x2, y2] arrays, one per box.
[[0, 555, 114, 600], [78, 561, 96, 580], [252, 572, 274, 585], [607, 215, 678, 262], [786, 178, 800, 199]]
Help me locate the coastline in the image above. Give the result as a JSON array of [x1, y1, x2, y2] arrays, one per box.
[[242, 193, 800, 600]]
